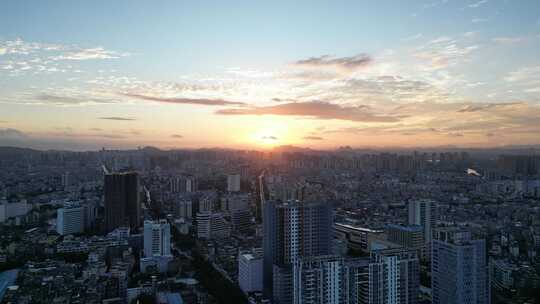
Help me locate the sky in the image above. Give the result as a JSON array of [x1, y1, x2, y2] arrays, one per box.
[[1, 0, 540, 150]]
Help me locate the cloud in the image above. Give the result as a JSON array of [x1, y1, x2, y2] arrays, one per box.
[[415, 37, 479, 70], [0, 38, 62, 56], [261, 135, 278, 140], [171, 134, 183, 138], [303, 136, 324, 140], [46, 130, 131, 140], [216, 101, 402, 122], [323, 127, 365, 134], [402, 33, 423, 42], [35, 93, 117, 106], [324, 124, 443, 136], [471, 18, 489, 23], [50, 47, 130, 61], [324, 77, 447, 106], [422, 0, 448, 9], [0, 39, 129, 76], [430, 102, 540, 137], [524, 87, 540, 93], [456, 102, 524, 112], [465, 81, 485, 88], [505, 66, 540, 82], [272, 97, 297, 102], [468, 0, 488, 8], [345, 77, 435, 97], [294, 54, 372, 72], [492, 37, 525, 45], [89, 128, 103, 131], [0, 39, 128, 60], [225, 68, 273, 79], [55, 127, 73, 133], [95, 134, 127, 139], [2, 35, 540, 148], [122, 93, 246, 106], [98, 117, 137, 121], [504, 66, 540, 91], [0, 128, 28, 139], [0, 128, 195, 150], [281, 70, 340, 81], [315, 100, 540, 144]]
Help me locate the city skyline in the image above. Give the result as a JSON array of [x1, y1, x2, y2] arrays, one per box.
[[1, 1, 540, 150], [0, 134, 538, 302]]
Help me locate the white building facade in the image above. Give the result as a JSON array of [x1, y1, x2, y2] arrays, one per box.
[[57, 204, 84, 235], [238, 253, 263, 293], [143, 220, 171, 257]]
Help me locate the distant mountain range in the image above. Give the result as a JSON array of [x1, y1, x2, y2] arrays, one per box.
[[0, 144, 538, 156]]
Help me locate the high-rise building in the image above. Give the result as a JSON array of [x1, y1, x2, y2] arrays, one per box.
[[82, 202, 97, 230], [263, 200, 333, 303], [497, 154, 540, 176], [57, 203, 84, 235], [335, 223, 385, 252], [196, 212, 211, 239], [238, 251, 263, 293], [196, 212, 231, 239], [221, 193, 249, 212], [170, 176, 182, 193], [170, 175, 198, 193], [227, 174, 241, 192], [184, 175, 197, 192], [110, 264, 129, 299], [104, 171, 141, 232], [292, 255, 370, 304], [348, 259, 370, 304], [61, 171, 70, 188], [386, 224, 424, 252], [199, 192, 216, 213], [143, 220, 171, 257], [408, 199, 436, 244], [369, 248, 420, 304], [431, 228, 489, 304], [232, 209, 252, 232], [176, 200, 192, 219]]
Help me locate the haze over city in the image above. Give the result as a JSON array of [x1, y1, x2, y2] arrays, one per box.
[[1, 1, 540, 151]]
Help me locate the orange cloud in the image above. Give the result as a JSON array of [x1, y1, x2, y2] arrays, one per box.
[[216, 101, 402, 122], [122, 93, 246, 106]]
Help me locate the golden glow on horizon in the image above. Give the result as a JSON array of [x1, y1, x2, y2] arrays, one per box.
[[251, 126, 283, 148]]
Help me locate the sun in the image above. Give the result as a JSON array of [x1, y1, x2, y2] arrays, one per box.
[[252, 128, 281, 148]]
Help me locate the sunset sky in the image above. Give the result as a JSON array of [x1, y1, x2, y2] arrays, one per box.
[[1, 0, 540, 150]]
